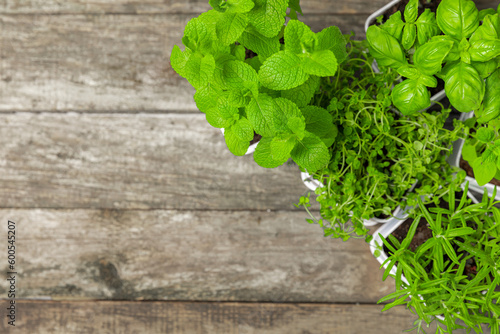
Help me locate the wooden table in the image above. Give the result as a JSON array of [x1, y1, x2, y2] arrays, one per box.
[[0, 0, 496, 333]]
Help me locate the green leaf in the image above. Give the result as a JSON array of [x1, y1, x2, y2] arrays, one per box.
[[225, 124, 251, 156], [288, 0, 303, 15], [416, 9, 441, 45], [471, 59, 498, 79], [170, 45, 191, 77], [476, 127, 495, 143], [413, 141, 423, 150], [258, 50, 309, 90], [232, 117, 254, 142], [248, 0, 288, 38], [246, 94, 278, 136], [430, 35, 459, 62], [479, 8, 497, 21], [184, 54, 216, 89], [238, 28, 280, 62], [436, 0, 479, 40], [215, 58, 258, 92], [381, 12, 405, 41], [366, 25, 408, 69], [402, 23, 416, 50], [300, 106, 333, 138], [216, 13, 249, 45], [444, 62, 485, 112], [206, 107, 232, 128], [414, 40, 453, 76], [272, 97, 303, 132], [473, 156, 497, 186], [287, 116, 306, 138], [469, 39, 500, 63], [461, 142, 478, 162], [315, 26, 348, 64], [254, 137, 287, 168], [299, 50, 338, 76], [226, 0, 255, 13], [478, 69, 500, 123], [404, 0, 418, 23], [284, 19, 316, 54], [182, 17, 213, 52], [392, 79, 431, 115], [270, 135, 296, 162], [470, 14, 500, 42], [281, 75, 320, 107], [291, 133, 329, 172], [194, 85, 222, 113]]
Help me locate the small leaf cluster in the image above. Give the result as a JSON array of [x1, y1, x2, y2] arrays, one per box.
[[170, 0, 347, 173], [462, 115, 500, 186], [378, 182, 500, 333], [295, 38, 464, 241], [367, 0, 500, 119]]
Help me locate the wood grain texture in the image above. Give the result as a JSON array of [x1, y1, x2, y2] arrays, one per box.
[[0, 14, 366, 112], [0, 113, 313, 210], [0, 0, 404, 14], [0, 209, 397, 303], [3, 300, 488, 334]]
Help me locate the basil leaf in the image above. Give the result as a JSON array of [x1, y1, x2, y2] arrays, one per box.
[[430, 36, 460, 62], [470, 14, 500, 42], [471, 59, 498, 79], [402, 23, 416, 50], [404, 0, 419, 24], [366, 25, 408, 69], [469, 40, 500, 63], [436, 0, 479, 40], [473, 156, 497, 186], [461, 143, 478, 162], [381, 12, 405, 41], [391, 79, 431, 115], [416, 9, 441, 45], [478, 69, 500, 123], [476, 127, 495, 143], [414, 40, 454, 75], [444, 62, 485, 112]]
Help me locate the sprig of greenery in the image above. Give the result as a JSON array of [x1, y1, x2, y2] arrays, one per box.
[[378, 182, 500, 333], [295, 37, 464, 241]]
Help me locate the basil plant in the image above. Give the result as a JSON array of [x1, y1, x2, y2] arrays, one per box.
[[366, 0, 500, 122]]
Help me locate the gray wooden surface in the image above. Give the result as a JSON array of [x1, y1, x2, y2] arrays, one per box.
[[0, 0, 498, 333]]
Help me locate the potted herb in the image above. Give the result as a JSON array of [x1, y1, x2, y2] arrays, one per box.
[[295, 37, 464, 241], [169, 0, 346, 175], [370, 181, 500, 333], [365, 0, 500, 117]]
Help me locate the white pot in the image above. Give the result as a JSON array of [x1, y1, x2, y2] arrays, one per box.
[[369, 191, 479, 321], [364, 0, 447, 105], [300, 172, 416, 227], [220, 128, 259, 155], [447, 111, 500, 201]]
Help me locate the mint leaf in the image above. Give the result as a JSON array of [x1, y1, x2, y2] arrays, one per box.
[[225, 125, 251, 156], [258, 50, 309, 90], [246, 94, 277, 136], [300, 106, 333, 138], [288, 0, 303, 15], [284, 20, 315, 54], [254, 137, 287, 168], [315, 26, 348, 64], [194, 84, 222, 113], [248, 0, 288, 38], [291, 133, 329, 172], [205, 107, 232, 128], [300, 50, 338, 76], [272, 97, 303, 132], [287, 116, 306, 138], [215, 58, 258, 92], [183, 17, 212, 52], [216, 13, 249, 45], [232, 117, 254, 142], [270, 134, 296, 162], [217, 94, 240, 119], [184, 53, 216, 89], [281, 75, 320, 107], [476, 127, 495, 143], [239, 28, 280, 62], [226, 0, 255, 13], [170, 45, 191, 77]]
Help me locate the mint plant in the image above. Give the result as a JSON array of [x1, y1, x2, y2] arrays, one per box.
[[295, 38, 464, 241], [170, 0, 347, 173], [366, 0, 500, 119], [377, 182, 500, 334]]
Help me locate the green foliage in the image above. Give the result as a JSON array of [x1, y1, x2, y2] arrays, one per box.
[[366, 0, 500, 117], [379, 182, 500, 333], [295, 38, 464, 242]]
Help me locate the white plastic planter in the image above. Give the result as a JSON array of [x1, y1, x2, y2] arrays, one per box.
[[447, 112, 500, 200], [364, 0, 447, 104], [220, 128, 259, 155], [300, 172, 413, 227], [369, 191, 479, 321]]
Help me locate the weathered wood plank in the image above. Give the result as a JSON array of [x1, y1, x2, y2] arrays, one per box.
[[0, 0, 405, 15], [0, 113, 315, 210], [0, 301, 490, 334], [0, 209, 395, 303], [0, 14, 365, 112], [1, 0, 497, 14]]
